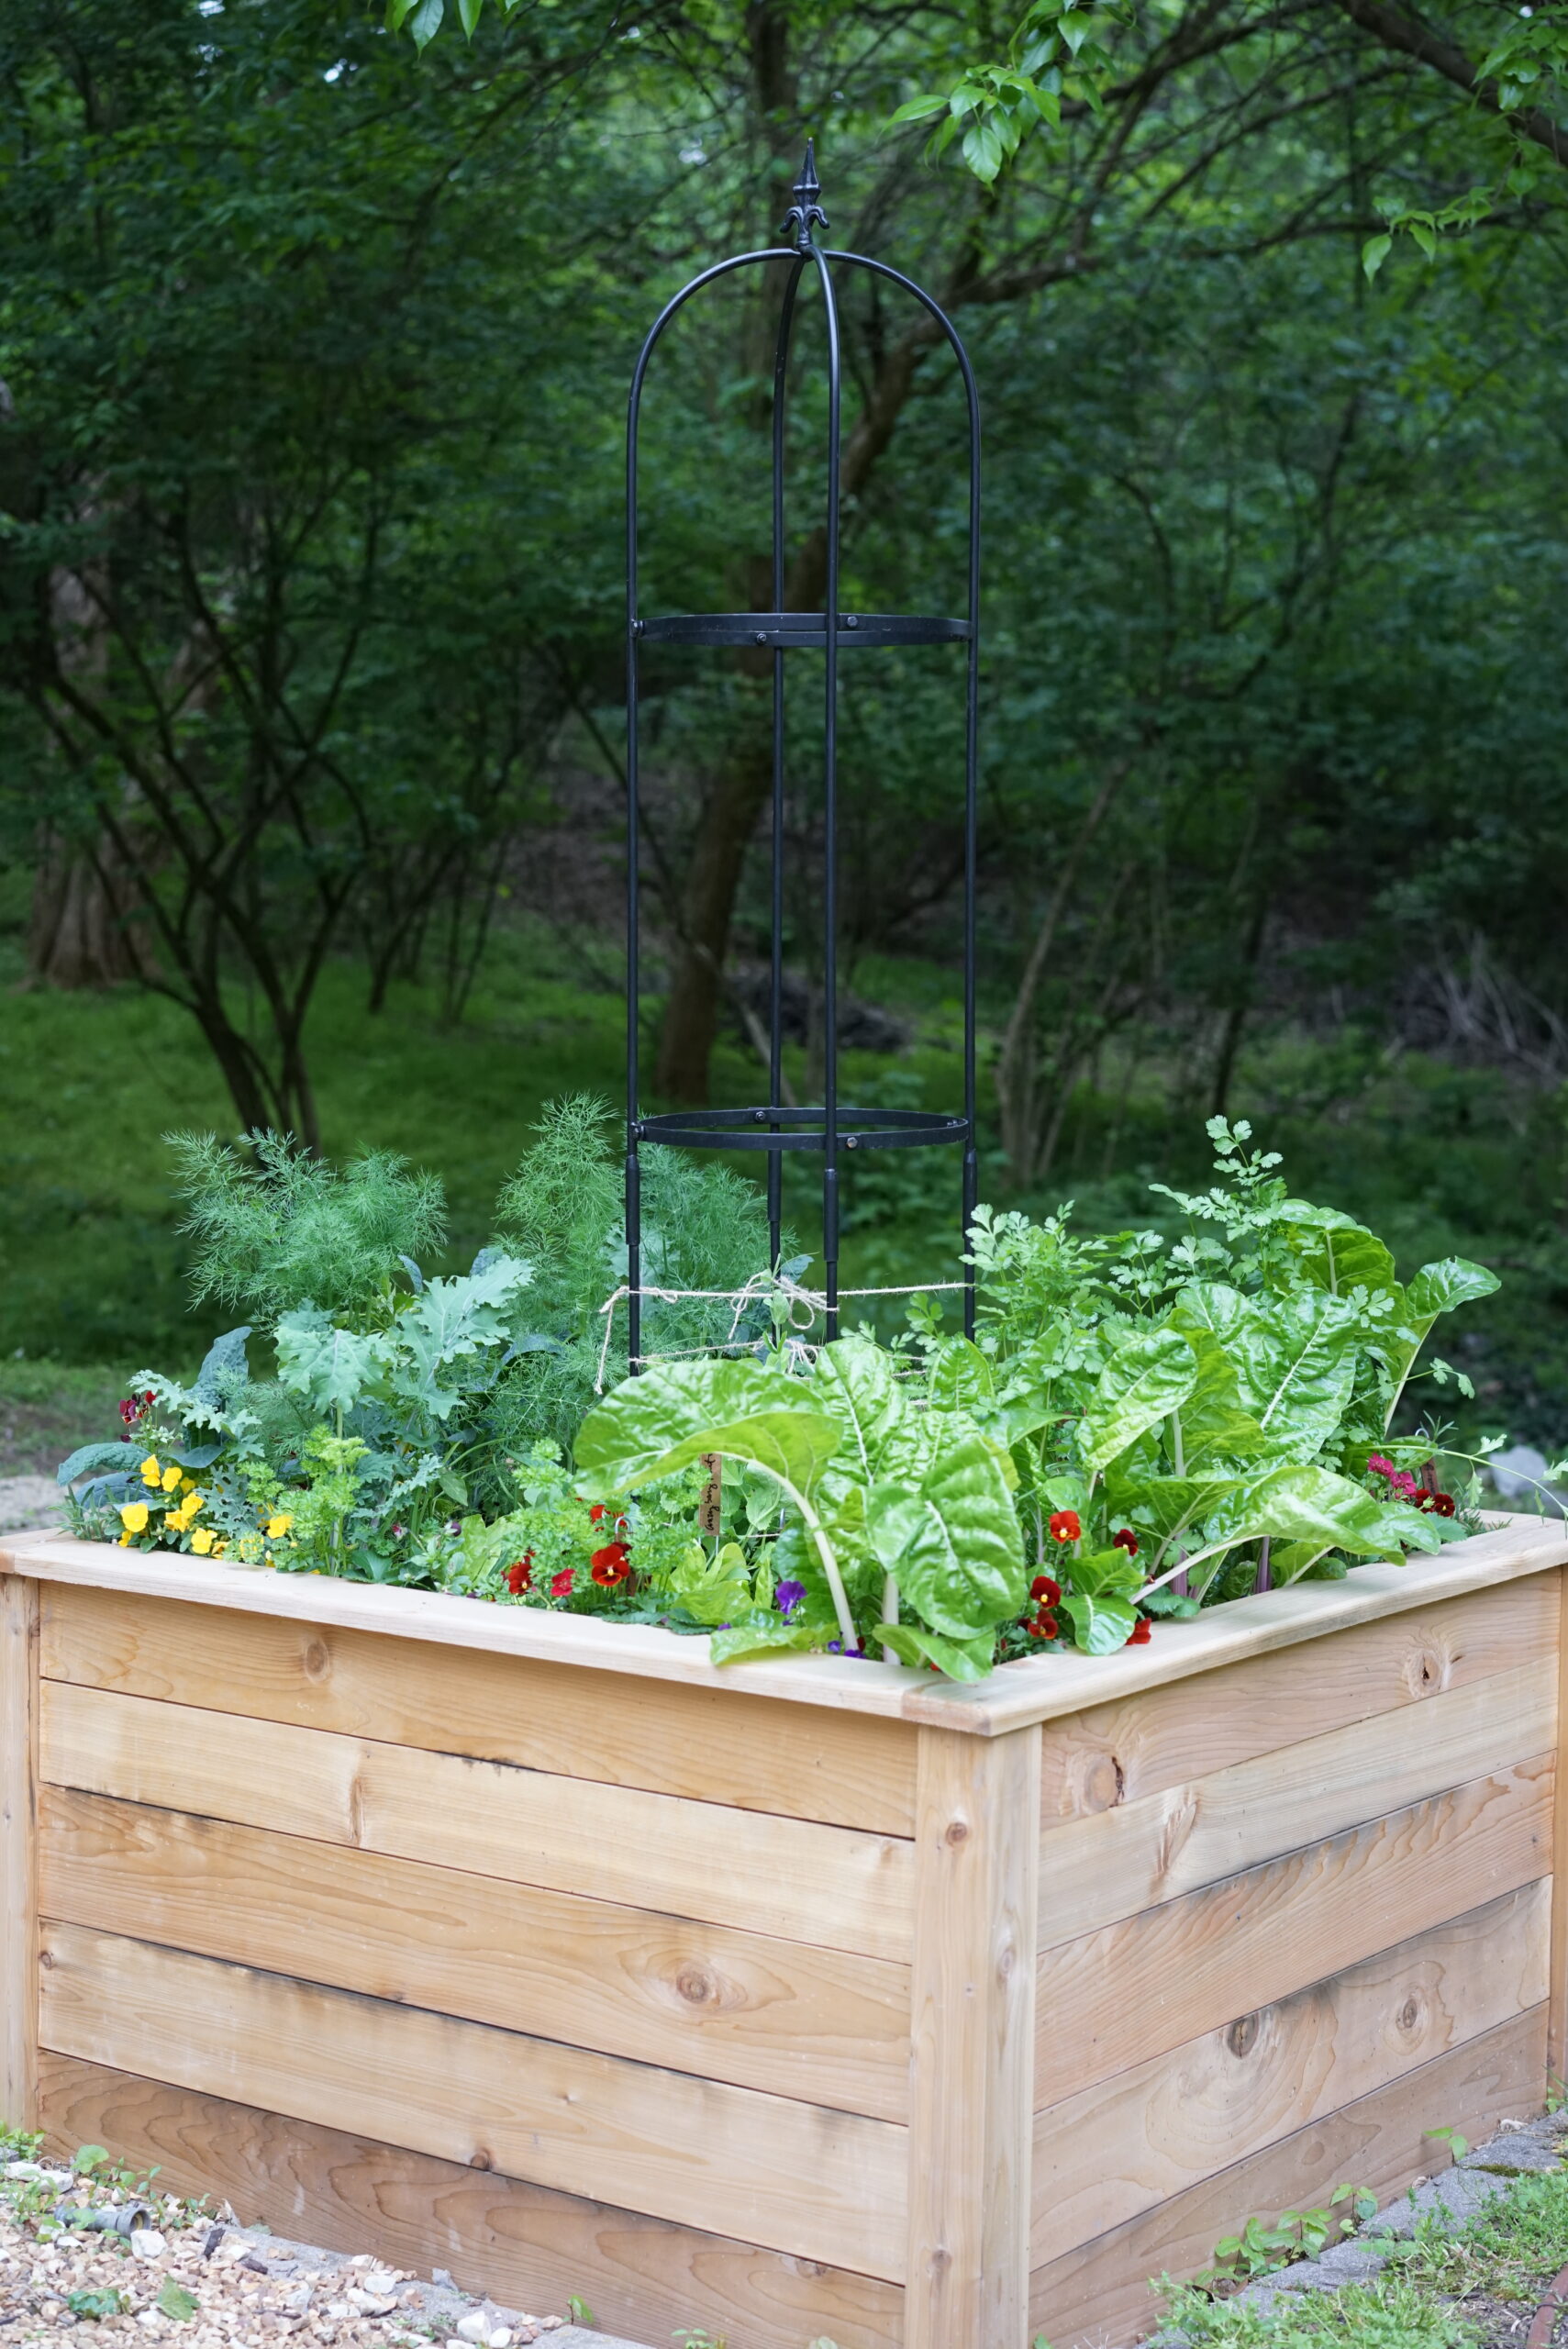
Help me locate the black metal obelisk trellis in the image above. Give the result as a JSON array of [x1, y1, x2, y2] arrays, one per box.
[[625, 144, 981, 1369]]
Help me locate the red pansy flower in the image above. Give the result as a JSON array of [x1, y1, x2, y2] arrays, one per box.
[[506, 1553, 534, 1596], [1125, 1617, 1152, 1645], [550, 1566, 574, 1598], [588, 1503, 607, 1525], [591, 1542, 631, 1587], [1029, 1609, 1059, 1640], [1431, 1491, 1456, 1517], [1030, 1574, 1062, 1605], [1112, 1528, 1139, 1556], [1049, 1509, 1081, 1544]]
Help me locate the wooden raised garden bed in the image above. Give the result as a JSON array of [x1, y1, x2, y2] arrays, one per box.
[[4, 1517, 1568, 2349]]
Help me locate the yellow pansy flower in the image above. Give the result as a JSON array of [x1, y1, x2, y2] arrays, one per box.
[[265, 1513, 295, 1540], [190, 1528, 216, 1556], [213, 1540, 228, 1558], [119, 1501, 150, 1533], [139, 1454, 161, 1489], [118, 1531, 132, 1547], [180, 1473, 196, 1492], [161, 1463, 183, 1492]]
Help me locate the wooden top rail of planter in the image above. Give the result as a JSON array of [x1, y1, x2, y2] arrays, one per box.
[[4, 1516, 1568, 2349], [4, 1515, 1567, 1731]]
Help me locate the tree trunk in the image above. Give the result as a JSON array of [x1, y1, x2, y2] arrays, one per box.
[[26, 833, 152, 987]]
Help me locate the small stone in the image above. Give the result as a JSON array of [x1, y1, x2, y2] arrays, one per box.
[[456, 2313, 492, 2343], [282, 2288, 313, 2313], [137, 2314, 165, 2333], [363, 2269, 401, 2294], [325, 2300, 351, 2320], [431, 2269, 456, 2289], [488, 2330, 513, 2347], [346, 2289, 397, 2316], [130, 2228, 168, 2261], [4, 2160, 44, 2181]]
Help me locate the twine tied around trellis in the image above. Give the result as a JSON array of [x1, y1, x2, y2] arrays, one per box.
[[593, 1268, 967, 1393]]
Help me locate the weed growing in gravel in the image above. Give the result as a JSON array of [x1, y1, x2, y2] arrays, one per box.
[[1156, 2276, 1478, 2346], [1385, 2165, 1568, 2304]]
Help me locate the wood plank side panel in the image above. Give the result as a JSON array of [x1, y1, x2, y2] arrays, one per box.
[[37, 1923, 907, 2283], [1, 1574, 39, 2131], [38, 2054, 905, 2349], [39, 1585, 917, 1835], [904, 1725, 1039, 2349], [1549, 1565, 1568, 2082], [1029, 2007, 1548, 2349], [1032, 1880, 1550, 2266], [1040, 1576, 1556, 1830], [1038, 1655, 1553, 1949], [38, 1787, 911, 2121], [38, 1682, 914, 1962], [1037, 1755, 1553, 2106]]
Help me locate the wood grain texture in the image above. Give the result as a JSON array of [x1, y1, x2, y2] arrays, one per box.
[[39, 1682, 914, 1961], [7, 1517, 1567, 1735], [1038, 1657, 1553, 1948], [1040, 1578, 1555, 1831], [39, 1787, 910, 2120], [39, 1924, 907, 2277], [1038, 1756, 1553, 2106], [39, 1586, 917, 1835], [37, 2054, 905, 2349], [1549, 1567, 1568, 2083], [905, 1725, 1040, 2349], [1032, 1881, 1549, 2264], [1, 1575, 39, 2131], [1029, 2006, 1548, 2349]]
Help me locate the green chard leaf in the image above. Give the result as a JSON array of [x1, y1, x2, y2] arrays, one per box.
[[874, 1621, 995, 1681], [868, 1426, 1025, 1640], [1079, 1327, 1198, 1473], [574, 1358, 840, 1500]]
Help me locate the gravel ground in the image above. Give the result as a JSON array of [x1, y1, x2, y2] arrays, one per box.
[[0, 1476, 65, 1534], [0, 2156, 651, 2349]]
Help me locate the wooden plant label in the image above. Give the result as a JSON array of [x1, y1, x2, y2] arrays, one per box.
[[697, 1453, 723, 1536]]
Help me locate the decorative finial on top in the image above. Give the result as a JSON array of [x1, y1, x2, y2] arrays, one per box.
[[782, 139, 828, 250]]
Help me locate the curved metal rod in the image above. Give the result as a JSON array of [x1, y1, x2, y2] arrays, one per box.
[[624, 242, 795, 1373]]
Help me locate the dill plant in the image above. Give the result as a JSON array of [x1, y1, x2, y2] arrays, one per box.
[[491, 1095, 790, 1453], [169, 1130, 446, 1323]]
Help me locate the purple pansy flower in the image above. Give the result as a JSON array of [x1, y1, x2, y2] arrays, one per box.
[[774, 1579, 806, 1618]]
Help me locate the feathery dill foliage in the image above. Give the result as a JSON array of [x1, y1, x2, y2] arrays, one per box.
[[492, 1095, 787, 1451], [169, 1130, 447, 1322]]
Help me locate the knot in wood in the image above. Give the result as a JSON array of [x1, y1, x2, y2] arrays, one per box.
[[1225, 2012, 1260, 2059], [1403, 1641, 1449, 1698], [945, 1818, 970, 1847], [675, 1965, 716, 2007], [468, 2149, 493, 2172], [301, 1637, 331, 1684], [1398, 1996, 1421, 2034]]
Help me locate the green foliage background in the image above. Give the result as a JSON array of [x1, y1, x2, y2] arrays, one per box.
[[1, 0, 1566, 1461]]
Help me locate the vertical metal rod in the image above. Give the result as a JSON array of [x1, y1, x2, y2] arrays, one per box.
[[769, 262, 805, 1272], [625, 370, 643, 1375], [961, 333, 982, 1341], [810, 243, 842, 1341]]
